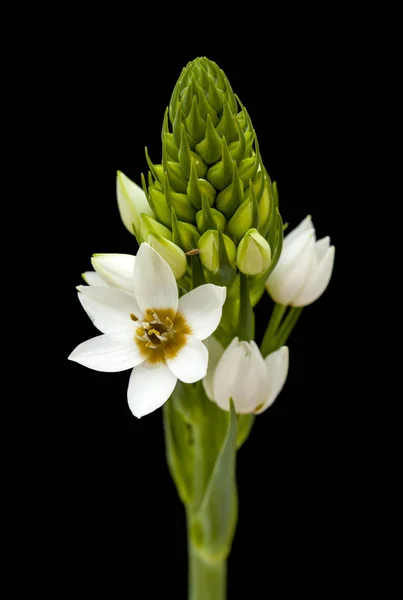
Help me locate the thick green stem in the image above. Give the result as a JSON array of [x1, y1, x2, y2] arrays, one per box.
[[188, 531, 226, 600]]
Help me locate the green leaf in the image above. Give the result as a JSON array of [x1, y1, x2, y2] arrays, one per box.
[[190, 401, 238, 562], [162, 398, 194, 505]]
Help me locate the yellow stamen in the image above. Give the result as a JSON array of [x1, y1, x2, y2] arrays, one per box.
[[130, 313, 138, 321], [136, 327, 145, 336], [166, 317, 173, 328]]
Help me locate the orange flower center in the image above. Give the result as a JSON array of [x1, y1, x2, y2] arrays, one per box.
[[133, 308, 191, 365]]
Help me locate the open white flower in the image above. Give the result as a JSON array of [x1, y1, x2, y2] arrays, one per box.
[[69, 243, 226, 418], [203, 337, 289, 414], [266, 215, 335, 306]]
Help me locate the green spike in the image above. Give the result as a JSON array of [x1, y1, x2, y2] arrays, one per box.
[[178, 123, 192, 179], [214, 64, 226, 92], [190, 152, 208, 179], [192, 77, 218, 124], [163, 132, 179, 162], [195, 113, 222, 164], [196, 197, 226, 234], [258, 174, 271, 234], [147, 171, 154, 189], [198, 63, 210, 92], [161, 107, 169, 140], [215, 162, 245, 219], [207, 75, 223, 113], [228, 187, 258, 244], [238, 148, 259, 185], [228, 115, 246, 162], [141, 213, 173, 242], [173, 101, 183, 148], [249, 178, 260, 230], [171, 208, 200, 252], [184, 96, 206, 143], [169, 67, 185, 123], [141, 172, 150, 202], [223, 76, 238, 114], [164, 172, 196, 223], [187, 160, 202, 209], [180, 81, 194, 117], [215, 96, 237, 142], [190, 254, 206, 290], [149, 185, 171, 228], [165, 161, 188, 193], [145, 147, 164, 186], [207, 136, 235, 190], [214, 230, 237, 286]]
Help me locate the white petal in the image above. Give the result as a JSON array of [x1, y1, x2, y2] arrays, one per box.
[[255, 346, 289, 413], [127, 362, 177, 418], [314, 236, 330, 262], [212, 339, 269, 414], [133, 243, 178, 313], [292, 246, 335, 306], [178, 284, 226, 340], [283, 215, 315, 249], [82, 271, 108, 287], [91, 254, 135, 292], [68, 331, 145, 372], [202, 336, 225, 400], [77, 286, 141, 334], [267, 234, 316, 305], [165, 335, 208, 384], [117, 170, 154, 235]]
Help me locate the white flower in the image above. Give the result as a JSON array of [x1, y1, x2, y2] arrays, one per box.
[[266, 215, 335, 306], [203, 337, 289, 414], [69, 244, 226, 418]]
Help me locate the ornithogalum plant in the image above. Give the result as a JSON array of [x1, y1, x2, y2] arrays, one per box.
[[69, 57, 335, 599]]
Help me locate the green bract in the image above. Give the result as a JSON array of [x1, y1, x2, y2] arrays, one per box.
[[121, 57, 283, 287]]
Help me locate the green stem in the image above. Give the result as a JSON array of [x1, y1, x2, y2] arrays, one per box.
[[276, 306, 303, 347], [238, 273, 254, 341], [188, 529, 226, 600], [260, 302, 287, 357]]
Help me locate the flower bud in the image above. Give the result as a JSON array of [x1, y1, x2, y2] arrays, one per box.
[[116, 171, 154, 238], [196, 207, 226, 235], [198, 230, 236, 272], [208, 338, 289, 414], [147, 234, 187, 279], [236, 229, 272, 276], [140, 214, 173, 242], [266, 216, 335, 306], [171, 210, 200, 252]]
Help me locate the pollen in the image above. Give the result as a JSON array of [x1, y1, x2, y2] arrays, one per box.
[[130, 313, 138, 321], [134, 308, 192, 365]]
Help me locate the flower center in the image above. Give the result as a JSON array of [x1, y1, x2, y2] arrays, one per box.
[[135, 309, 175, 349], [132, 308, 192, 365]]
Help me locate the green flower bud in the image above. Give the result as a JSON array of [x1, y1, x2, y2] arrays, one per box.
[[228, 181, 259, 244], [147, 234, 187, 280], [116, 171, 154, 238], [196, 207, 226, 235], [198, 229, 236, 272], [140, 214, 172, 242], [148, 185, 171, 228], [171, 209, 200, 252], [236, 228, 272, 276]]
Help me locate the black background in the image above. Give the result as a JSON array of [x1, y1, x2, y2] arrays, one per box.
[[53, 34, 347, 597]]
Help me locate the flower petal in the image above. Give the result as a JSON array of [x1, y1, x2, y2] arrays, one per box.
[[68, 331, 145, 372], [82, 271, 108, 287], [165, 335, 208, 383], [127, 362, 177, 418], [212, 339, 269, 414], [255, 346, 289, 413], [117, 170, 155, 235], [292, 246, 335, 306], [314, 236, 330, 262], [178, 284, 226, 340], [133, 243, 178, 313], [267, 233, 316, 305], [283, 215, 315, 249], [91, 254, 135, 292], [77, 286, 141, 334], [202, 335, 225, 401]]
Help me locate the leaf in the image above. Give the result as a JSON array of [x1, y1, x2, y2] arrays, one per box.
[[190, 401, 238, 562]]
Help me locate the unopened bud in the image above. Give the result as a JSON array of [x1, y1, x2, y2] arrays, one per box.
[[198, 229, 236, 272], [236, 229, 272, 276], [147, 234, 187, 279]]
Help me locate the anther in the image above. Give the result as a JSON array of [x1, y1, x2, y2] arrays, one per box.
[[130, 313, 138, 321]]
